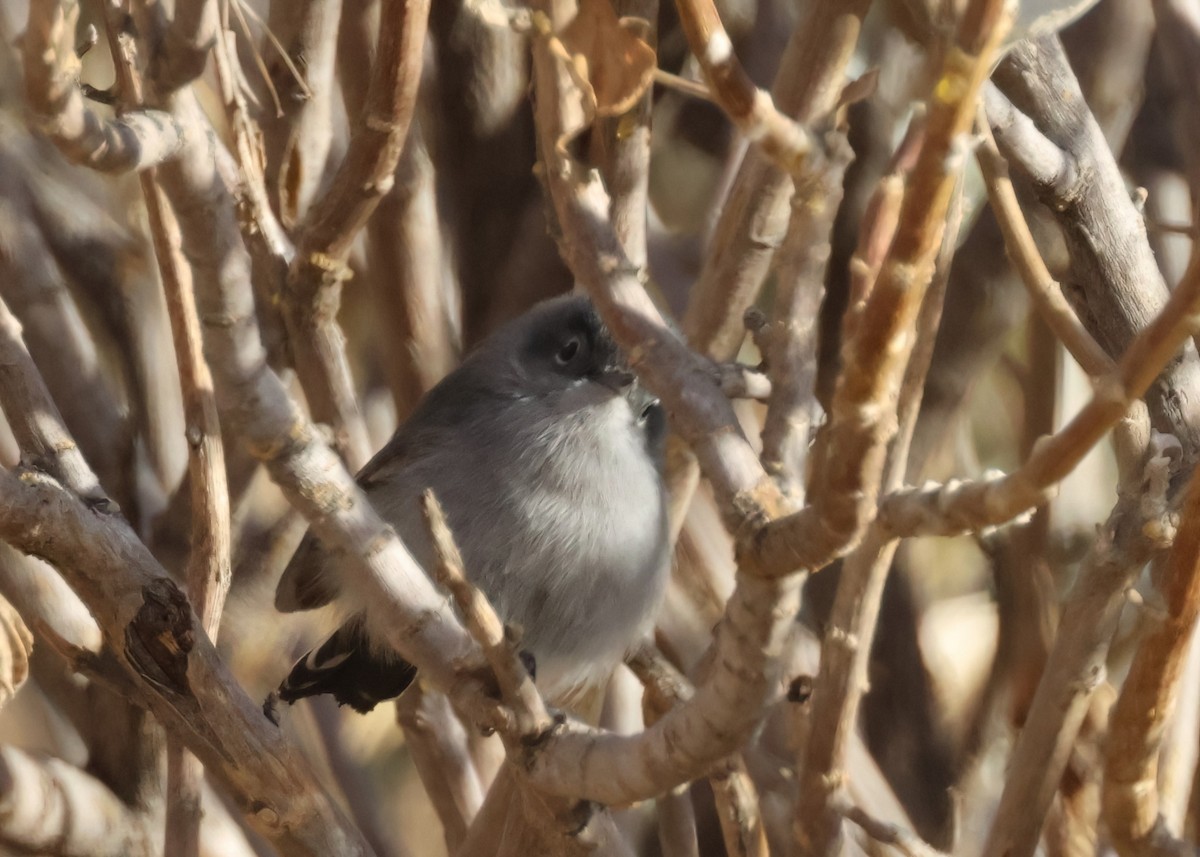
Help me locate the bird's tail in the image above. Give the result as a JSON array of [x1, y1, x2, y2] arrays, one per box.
[[276, 618, 417, 714]]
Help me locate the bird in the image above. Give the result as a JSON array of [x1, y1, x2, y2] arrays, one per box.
[[273, 294, 670, 713]]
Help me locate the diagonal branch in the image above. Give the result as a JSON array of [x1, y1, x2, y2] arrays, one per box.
[[881, 249, 1200, 538], [975, 110, 1113, 377], [672, 0, 814, 176]]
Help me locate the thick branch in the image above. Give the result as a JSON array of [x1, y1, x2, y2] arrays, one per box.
[[154, 0, 219, 93], [991, 35, 1200, 458]]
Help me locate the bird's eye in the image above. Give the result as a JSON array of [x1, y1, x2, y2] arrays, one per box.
[[555, 337, 581, 366]]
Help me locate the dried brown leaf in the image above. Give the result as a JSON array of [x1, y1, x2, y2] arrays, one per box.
[[559, 0, 656, 119]]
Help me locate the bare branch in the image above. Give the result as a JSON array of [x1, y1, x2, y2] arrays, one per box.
[[0, 593, 32, 709], [97, 12, 234, 854], [794, 174, 963, 857], [22, 2, 185, 172], [835, 798, 948, 857], [975, 111, 1114, 377], [1103, 466, 1200, 855], [396, 684, 484, 853], [671, 0, 812, 176], [155, 0, 219, 93], [420, 489, 552, 739], [991, 35, 1200, 457], [258, 0, 343, 222], [681, 0, 873, 361], [629, 646, 767, 857], [758, 130, 852, 500], [748, 0, 1012, 578], [882, 249, 1200, 537], [285, 0, 431, 468], [980, 405, 1168, 857], [0, 297, 107, 505]]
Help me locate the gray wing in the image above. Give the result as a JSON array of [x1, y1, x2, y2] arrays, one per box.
[[274, 432, 412, 613], [274, 354, 503, 613]]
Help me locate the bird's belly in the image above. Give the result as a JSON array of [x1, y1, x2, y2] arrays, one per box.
[[478, 467, 668, 694]]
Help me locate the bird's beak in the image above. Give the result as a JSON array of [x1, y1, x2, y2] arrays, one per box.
[[595, 367, 637, 394]]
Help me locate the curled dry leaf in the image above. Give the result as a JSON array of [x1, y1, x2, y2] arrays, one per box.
[[558, 0, 656, 120], [0, 594, 33, 709]]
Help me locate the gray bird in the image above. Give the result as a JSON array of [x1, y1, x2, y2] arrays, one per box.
[[275, 295, 670, 712]]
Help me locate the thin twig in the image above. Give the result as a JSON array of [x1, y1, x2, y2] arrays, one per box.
[[284, 0, 431, 469], [652, 68, 714, 103], [99, 13, 233, 855], [794, 175, 964, 857], [420, 490, 552, 740], [990, 36, 1200, 458], [834, 797, 948, 857], [881, 249, 1200, 538], [975, 110, 1113, 377], [681, 0, 873, 361]]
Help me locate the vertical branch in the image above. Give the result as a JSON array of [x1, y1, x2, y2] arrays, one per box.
[[396, 684, 484, 854], [364, 126, 457, 419], [259, 0, 342, 223], [750, 0, 1011, 577], [98, 11, 232, 857], [630, 646, 767, 857], [284, 0, 431, 468], [1103, 465, 1200, 855], [758, 133, 852, 500], [681, 0, 873, 362], [793, 178, 963, 856], [154, 0, 219, 93]]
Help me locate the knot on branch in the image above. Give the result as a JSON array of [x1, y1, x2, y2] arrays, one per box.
[[125, 578, 194, 697]]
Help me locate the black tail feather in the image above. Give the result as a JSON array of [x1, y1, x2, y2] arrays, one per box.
[[277, 619, 417, 713]]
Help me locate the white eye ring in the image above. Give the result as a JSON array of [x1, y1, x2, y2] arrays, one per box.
[[556, 337, 581, 365]]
